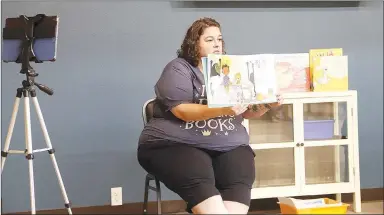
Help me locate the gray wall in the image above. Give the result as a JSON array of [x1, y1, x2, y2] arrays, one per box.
[[1, 1, 383, 213]]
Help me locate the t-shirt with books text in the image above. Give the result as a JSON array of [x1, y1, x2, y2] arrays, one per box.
[[138, 57, 250, 152]]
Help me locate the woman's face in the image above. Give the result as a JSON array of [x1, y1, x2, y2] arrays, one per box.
[[198, 26, 223, 58]]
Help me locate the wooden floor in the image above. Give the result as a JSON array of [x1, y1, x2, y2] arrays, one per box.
[[354, 201, 384, 214]]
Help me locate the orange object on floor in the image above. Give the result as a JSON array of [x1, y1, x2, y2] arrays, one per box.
[[278, 198, 349, 214]]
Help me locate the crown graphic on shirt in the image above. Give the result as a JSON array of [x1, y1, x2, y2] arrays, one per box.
[[201, 129, 211, 136]]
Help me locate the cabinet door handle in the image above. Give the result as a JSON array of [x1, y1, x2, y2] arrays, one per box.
[[296, 143, 300, 147], [301, 143, 304, 146]]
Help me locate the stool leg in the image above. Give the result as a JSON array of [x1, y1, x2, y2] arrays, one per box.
[[155, 178, 162, 215], [143, 175, 150, 214]]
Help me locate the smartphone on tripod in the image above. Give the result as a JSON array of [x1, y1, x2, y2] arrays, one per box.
[[1, 14, 72, 215], [2, 15, 59, 62]]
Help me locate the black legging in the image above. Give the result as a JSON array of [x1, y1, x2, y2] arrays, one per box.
[[137, 141, 256, 209]]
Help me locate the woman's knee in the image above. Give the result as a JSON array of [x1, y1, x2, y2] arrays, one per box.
[[219, 183, 252, 207], [192, 195, 229, 214], [176, 179, 221, 210]]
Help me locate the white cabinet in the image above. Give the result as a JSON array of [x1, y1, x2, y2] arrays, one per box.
[[244, 90, 361, 213]]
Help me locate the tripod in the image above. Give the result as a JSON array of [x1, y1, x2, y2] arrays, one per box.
[[1, 15, 72, 214]]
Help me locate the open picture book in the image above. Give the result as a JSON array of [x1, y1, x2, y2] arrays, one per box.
[[202, 54, 279, 108], [201, 49, 347, 108]]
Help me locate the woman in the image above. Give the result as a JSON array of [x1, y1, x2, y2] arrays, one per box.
[[137, 17, 282, 214]]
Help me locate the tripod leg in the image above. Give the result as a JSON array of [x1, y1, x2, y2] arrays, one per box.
[[1, 89, 23, 172], [24, 91, 37, 214], [31, 94, 72, 214]]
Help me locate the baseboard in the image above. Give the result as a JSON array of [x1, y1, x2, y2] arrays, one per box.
[[5, 187, 383, 214]]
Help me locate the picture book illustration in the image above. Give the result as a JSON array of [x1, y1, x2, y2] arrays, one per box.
[[205, 54, 278, 108], [274, 53, 311, 93], [312, 55, 348, 92], [201, 57, 208, 84], [309, 48, 343, 90]]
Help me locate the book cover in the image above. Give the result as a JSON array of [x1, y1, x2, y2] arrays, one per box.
[[204, 54, 278, 108], [312, 55, 348, 92], [309, 48, 343, 90], [274, 53, 310, 93]]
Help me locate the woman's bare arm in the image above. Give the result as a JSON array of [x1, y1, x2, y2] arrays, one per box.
[[171, 103, 235, 122]]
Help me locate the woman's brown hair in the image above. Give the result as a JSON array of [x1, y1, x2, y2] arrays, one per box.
[[177, 17, 226, 67]]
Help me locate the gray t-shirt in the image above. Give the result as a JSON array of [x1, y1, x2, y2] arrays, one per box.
[[139, 57, 249, 152]]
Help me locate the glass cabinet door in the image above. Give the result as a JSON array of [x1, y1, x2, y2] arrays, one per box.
[[299, 100, 354, 192], [304, 145, 350, 185], [252, 148, 296, 188], [249, 103, 295, 144], [248, 103, 298, 190]]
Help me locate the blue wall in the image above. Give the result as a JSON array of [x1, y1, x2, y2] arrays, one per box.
[[1, 1, 383, 213]]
